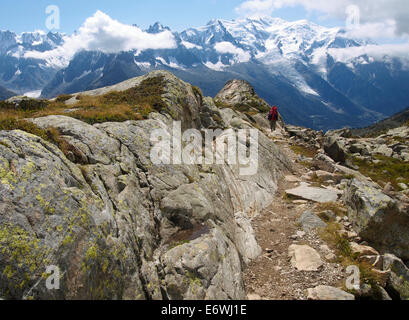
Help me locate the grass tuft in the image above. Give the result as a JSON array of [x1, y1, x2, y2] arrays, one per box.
[[352, 155, 409, 189], [290, 145, 318, 158]]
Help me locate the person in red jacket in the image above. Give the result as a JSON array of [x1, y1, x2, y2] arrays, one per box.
[[268, 106, 279, 132]]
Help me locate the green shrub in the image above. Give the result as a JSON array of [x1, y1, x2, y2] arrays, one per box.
[[192, 86, 203, 105], [0, 118, 51, 141], [55, 94, 73, 103], [102, 76, 166, 112]]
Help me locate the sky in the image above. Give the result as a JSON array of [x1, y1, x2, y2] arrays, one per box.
[[1, 0, 408, 50], [0, 0, 363, 34]]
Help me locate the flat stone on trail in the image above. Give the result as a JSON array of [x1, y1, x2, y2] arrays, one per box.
[[297, 210, 327, 232], [288, 245, 323, 271], [285, 175, 302, 182], [285, 182, 339, 203], [307, 286, 355, 300]]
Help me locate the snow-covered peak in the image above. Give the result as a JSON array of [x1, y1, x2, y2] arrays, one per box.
[[147, 22, 171, 34], [0, 30, 64, 56]]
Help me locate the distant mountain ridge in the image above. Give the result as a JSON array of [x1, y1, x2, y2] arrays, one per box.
[[1, 17, 409, 130], [0, 85, 15, 100], [352, 106, 409, 136], [0, 30, 64, 95]]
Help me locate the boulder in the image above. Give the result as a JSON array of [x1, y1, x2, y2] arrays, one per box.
[[307, 286, 355, 300], [373, 145, 393, 157], [398, 183, 408, 190], [288, 245, 323, 271], [323, 129, 351, 163], [343, 179, 409, 260], [383, 254, 409, 300], [323, 136, 348, 163]]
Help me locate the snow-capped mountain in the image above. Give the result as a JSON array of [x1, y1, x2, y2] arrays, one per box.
[[2, 17, 409, 130], [0, 30, 64, 95]]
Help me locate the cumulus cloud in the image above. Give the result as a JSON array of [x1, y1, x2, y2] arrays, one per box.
[[329, 42, 409, 63], [214, 42, 251, 62], [25, 11, 176, 67], [236, 0, 409, 38]]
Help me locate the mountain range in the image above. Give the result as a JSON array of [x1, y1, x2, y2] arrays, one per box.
[[1, 16, 409, 130]]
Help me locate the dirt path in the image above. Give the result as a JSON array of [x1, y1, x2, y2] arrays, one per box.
[[243, 132, 348, 300]]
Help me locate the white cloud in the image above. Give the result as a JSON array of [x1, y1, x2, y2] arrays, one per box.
[[344, 20, 398, 39], [329, 42, 409, 64], [235, 0, 276, 18], [25, 11, 176, 67], [236, 0, 409, 38], [214, 42, 251, 62]]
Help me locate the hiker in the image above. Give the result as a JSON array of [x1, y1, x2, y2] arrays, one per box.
[[268, 105, 279, 132]]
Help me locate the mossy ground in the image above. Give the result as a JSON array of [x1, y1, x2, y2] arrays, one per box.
[[315, 202, 347, 220], [0, 76, 167, 128], [352, 155, 409, 189], [319, 222, 385, 292], [290, 145, 318, 158], [215, 97, 270, 114], [0, 224, 51, 299]]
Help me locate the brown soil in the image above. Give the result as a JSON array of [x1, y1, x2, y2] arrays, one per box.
[[243, 136, 348, 300]]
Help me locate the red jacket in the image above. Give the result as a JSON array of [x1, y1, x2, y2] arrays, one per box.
[[269, 106, 278, 121]]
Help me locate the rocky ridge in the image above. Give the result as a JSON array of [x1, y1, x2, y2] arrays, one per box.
[[0, 71, 291, 300], [1, 70, 409, 300]]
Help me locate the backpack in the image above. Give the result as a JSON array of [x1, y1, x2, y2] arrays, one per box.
[[268, 106, 278, 121]]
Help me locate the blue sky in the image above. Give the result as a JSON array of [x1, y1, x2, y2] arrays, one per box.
[[0, 0, 345, 33]]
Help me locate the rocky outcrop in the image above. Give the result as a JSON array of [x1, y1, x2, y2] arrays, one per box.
[[343, 179, 409, 260], [215, 80, 269, 111], [0, 71, 292, 300], [323, 129, 351, 163], [383, 254, 409, 300]]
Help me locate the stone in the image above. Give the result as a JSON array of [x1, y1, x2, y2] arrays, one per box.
[[325, 252, 337, 261], [343, 179, 409, 260], [401, 152, 409, 161], [398, 183, 408, 190], [323, 136, 347, 163], [337, 230, 358, 240], [359, 255, 383, 270], [371, 269, 391, 288], [383, 254, 409, 300], [290, 231, 306, 240], [288, 245, 323, 271], [247, 293, 262, 300], [297, 211, 327, 232], [383, 182, 395, 193], [378, 286, 393, 300], [285, 183, 339, 203], [307, 286, 355, 300], [374, 145, 393, 157], [285, 175, 301, 182], [349, 143, 370, 156], [349, 242, 379, 257]]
